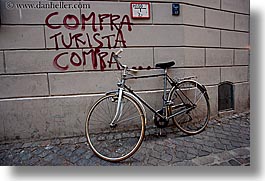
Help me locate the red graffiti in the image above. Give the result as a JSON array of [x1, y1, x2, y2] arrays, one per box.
[[49, 31, 126, 50], [46, 11, 133, 71], [53, 49, 120, 71], [46, 12, 132, 32]]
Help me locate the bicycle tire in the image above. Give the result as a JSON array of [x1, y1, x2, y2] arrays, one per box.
[[168, 80, 210, 135], [85, 93, 145, 162]]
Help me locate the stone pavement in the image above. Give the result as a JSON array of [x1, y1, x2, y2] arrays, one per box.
[[0, 112, 250, 166]]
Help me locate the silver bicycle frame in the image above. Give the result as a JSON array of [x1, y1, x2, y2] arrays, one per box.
[[109, 49, 208, 126], [109, 88, 123, 127]]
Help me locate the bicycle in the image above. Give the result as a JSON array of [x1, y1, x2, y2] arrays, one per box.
[[85, 48, 210, 162]]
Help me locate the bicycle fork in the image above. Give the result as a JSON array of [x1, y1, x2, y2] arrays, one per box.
[[110, 88, 124, 127]]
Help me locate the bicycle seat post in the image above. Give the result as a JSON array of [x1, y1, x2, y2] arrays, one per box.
[[163, 68, 168, 108], [155, 61, 175, 109]]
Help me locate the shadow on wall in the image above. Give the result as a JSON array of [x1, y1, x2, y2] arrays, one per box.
[[249, 9, 262, 177]]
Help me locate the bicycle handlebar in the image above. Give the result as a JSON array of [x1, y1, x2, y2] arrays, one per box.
[[113, 48, 139, 74], [115, 48, 124, 56], [113, 48, 125, 68]]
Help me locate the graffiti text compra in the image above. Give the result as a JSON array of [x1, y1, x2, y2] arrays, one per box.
[[45, 12, 133, 71]]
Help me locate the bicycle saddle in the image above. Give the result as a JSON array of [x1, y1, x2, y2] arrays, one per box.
[[155, 61, 175, 69]]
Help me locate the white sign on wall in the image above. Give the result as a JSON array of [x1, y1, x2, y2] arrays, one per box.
[[130, 2, 150, 19]]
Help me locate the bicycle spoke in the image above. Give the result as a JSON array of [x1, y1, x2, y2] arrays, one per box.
[[194, 92, 204, 105], [115, 114, 144, 125]]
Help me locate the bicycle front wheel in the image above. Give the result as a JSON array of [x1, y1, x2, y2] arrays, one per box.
[[168, 80, 210, 135], [85, 93, 145, 162]]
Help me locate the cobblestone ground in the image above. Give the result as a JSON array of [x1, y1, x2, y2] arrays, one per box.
[[0, 112, 250, 166]]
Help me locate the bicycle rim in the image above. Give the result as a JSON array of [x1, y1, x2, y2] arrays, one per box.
[[85, 94, 145, 162]]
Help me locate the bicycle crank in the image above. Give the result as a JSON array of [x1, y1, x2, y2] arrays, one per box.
[[153, 109, 169, 128]]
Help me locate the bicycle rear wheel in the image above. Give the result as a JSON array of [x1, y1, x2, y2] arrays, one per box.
[[85, 93, 145, 162], [168, 80, 210, 134]]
